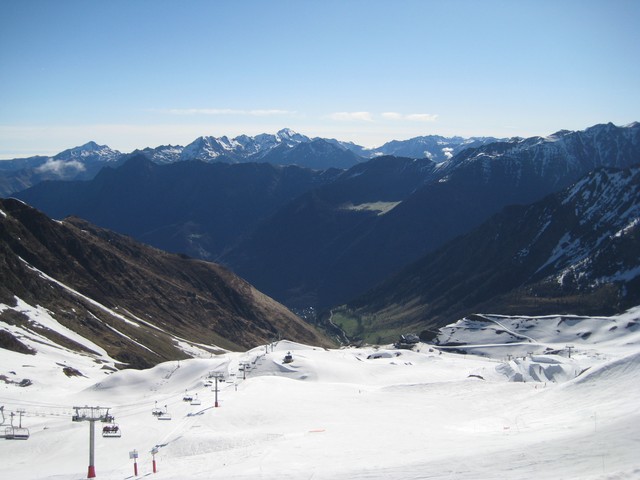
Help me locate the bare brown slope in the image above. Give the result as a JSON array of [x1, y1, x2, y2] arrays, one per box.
[[0, 198, 332, 368]]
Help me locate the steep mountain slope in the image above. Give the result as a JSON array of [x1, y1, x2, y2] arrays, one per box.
[[220, 156, 439, 307], [9, 123, 639, 314], [15, 155, 339, 260], [336, 165, 640, 343], [222, 123, 640, 309], [0, 198, 331, 368]]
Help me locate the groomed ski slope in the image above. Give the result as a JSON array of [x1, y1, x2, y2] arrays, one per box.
[[1, 310, 640, 479]]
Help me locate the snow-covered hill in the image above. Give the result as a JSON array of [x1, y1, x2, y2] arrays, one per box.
[[2, 307, 640, 479]]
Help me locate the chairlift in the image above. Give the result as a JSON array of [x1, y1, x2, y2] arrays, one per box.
[[4, 410, 30, 440], [4, 426, 30, 440], [151, 401, 163, 417], [190, 395, 201, 406], [183, 390, 193, 402], [157, 405, 172, 421], [101, 423, 121, 438], [283, 352, 294, 364]]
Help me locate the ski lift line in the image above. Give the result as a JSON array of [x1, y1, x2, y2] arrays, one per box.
[[0, 406, 75, 420], [0, 365, 232, 419], [75, 386, 202, 419], [0, 397, 73, 409], [155, 405, 200, 447], [112, 390, 186, 411]]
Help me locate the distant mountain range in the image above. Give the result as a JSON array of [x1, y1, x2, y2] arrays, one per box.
[[221, 122, 640, 308], [0, 198, 331, 368], [0, 128, 499, 196], [7, 122, 640, 345], [15, 157, 340, 260]]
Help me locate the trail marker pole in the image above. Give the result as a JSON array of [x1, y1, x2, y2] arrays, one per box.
[[130, 449, 139, 476], [151, 446, 158, 473], [72, 406, 112, 478]]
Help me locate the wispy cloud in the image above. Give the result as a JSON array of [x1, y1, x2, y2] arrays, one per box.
[[156, 108, 296, 116], [35, 158, 86, 174], [381, 112, 403, 120], [406, 113, 438, 122], [328, 111, 374, 122], [383, 112, 438, 122]]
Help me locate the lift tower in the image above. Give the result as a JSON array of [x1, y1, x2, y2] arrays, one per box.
[[72, 406, 113, 478]]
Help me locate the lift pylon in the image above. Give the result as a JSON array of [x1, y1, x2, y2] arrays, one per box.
[[72, 406, 113, 478]]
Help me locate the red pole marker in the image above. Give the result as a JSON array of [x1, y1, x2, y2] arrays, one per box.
[[151, 446, 159, 474]]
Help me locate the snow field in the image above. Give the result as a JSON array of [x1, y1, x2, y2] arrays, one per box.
[[1, 328, 640, 479]]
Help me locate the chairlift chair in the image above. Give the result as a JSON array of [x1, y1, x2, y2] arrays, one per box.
[[4, 409, 30, 440], [101, 423, 121, 438], [151, 401, 163, 416], [4, 426, 30, 440], [157, 405, 172, 421], [190, 395, 201, 406]]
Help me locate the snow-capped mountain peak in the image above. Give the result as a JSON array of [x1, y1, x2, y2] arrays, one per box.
[[53, 141, 121, 163], [275, 127, 309, 145]]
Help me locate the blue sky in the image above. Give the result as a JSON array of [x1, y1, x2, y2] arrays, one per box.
[[1, 0, 639, 158]]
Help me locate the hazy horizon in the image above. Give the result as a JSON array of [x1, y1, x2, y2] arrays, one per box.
[[1, 0, 639, 158]]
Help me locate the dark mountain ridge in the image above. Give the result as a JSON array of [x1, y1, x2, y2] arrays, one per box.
[[10, 122, 640, 315], [220, 155, 440, 307], [335, 164, 640, 343], [16, 155, 340, 260], [259, 138, 363, 169], [0, 198, 331, 368], [223, 122, 640, 308]]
